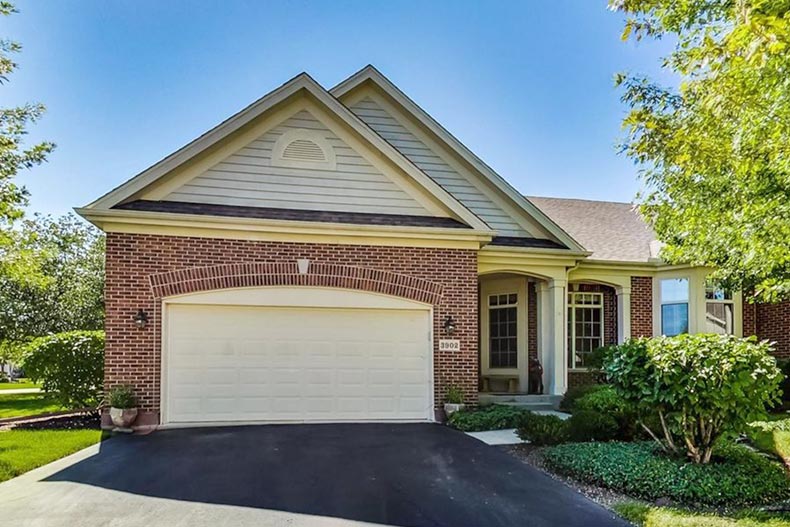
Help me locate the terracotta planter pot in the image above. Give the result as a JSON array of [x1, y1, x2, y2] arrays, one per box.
[[443, 403, 466, 417], [109, 407, 138, 429]]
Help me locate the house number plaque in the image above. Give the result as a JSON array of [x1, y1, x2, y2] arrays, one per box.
[[439, 339, 461, 352]]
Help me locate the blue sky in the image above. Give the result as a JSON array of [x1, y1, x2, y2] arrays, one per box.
[[5, 1, 673, 217]]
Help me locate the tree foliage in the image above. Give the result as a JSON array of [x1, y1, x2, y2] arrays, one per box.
[[0, 214, 105, 352], [0, 1, 54, 239], [603, 334, 783, 464], [22, 330, 105, 410], [611, 0, 790, 302]]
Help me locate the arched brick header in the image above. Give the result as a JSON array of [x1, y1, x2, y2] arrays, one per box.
[[148, 261, 445, 305]]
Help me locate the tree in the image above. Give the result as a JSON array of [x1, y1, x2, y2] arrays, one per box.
[[611, 0, 790, 302], [0, 214, 105, 348], [0, 1, 54, 241], [23, 330, 104, 410]]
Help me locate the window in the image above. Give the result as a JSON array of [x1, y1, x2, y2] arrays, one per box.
[[660, 278, 689, 336], [705, 282, 735, 334], [489, 293, 518, 368], [567, 292, 604, 369]]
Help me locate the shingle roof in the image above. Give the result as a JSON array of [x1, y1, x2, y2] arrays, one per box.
[[115, 200, 471, 229], [526, 196, 659, 262]]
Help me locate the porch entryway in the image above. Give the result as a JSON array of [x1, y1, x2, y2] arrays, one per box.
[[478, 273, 567, 402]]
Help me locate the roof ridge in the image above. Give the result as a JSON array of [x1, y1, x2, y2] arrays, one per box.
[[526, 195, 636, 207]]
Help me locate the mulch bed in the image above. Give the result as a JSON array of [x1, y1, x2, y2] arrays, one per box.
[[0, 412, 100, 431]]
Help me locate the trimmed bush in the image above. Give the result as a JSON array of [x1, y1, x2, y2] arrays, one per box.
[[559, 384, 601, 412], [517, 412, 569, 445], [448, 404, 527, 432], [567, 410, 619, 442], [571, 384, 642, 440], [603, 335, 783, 463], [543, 441, 790, 507], [22, 330, 104, 410]]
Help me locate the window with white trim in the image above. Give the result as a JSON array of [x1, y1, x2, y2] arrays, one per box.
[[488, 293, 518, 368], [567, 292, 604, 369], [705, 281, 735, 335], [660, 278, 689, 336]]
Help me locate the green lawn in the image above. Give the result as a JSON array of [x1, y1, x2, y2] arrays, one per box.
[[0, 393, 64, 419], [0, 379, 41, 390], [749, 415, 790, 468], [0, 429, 104, 482], [615, 502, 790, 527]]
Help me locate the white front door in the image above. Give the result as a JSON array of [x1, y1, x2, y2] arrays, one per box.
[[480, 277, 528, 392], [163, 288, 433, 424]]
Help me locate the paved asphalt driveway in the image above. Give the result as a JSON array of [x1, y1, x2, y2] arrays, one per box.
[[0, 424, 629, 527]]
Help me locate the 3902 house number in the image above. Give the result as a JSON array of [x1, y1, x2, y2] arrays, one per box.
[[439, 339, 461, 352]]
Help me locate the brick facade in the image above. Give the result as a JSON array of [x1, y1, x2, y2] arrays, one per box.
[[105, 233, 480, 425], [630, 276, 653, 337], [754, 301, 790, 359]]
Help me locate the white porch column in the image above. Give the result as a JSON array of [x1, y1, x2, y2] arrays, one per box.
[[616, 287, 631, 344], [538, 279, 567, 396], [549, 279, 568, 396]]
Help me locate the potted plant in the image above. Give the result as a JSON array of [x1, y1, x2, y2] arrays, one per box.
[[107, 384, 137, 432], [444, 384, 465, 417]]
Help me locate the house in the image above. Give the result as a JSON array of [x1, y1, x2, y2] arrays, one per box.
[[77, 66, 789, 429]]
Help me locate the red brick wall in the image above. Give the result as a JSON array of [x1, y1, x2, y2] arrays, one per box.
[[528, 282, 537, 361], [630, 276, 653, 337], [755, 301, 790, 359], [105, 233, 480, 423]]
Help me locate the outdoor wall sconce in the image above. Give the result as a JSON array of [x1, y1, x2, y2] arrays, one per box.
[[133, 309, 149, 329], [443, 315, 456, 335]]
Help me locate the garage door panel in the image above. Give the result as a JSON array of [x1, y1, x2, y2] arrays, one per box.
[[166, 303, 432, 423]]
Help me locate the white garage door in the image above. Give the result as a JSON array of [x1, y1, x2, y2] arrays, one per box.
[[164, 290, 432, 424]]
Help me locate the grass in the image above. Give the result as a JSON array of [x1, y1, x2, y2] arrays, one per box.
[[0, 378, 40, 390], [614, 502, 790, 527], [0, 429, 104, 482], [0, 393, 65, 419], [749, 415, 790, 468]]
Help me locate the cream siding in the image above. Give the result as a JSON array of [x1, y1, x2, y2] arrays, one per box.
[[164, 110, 432, 216], [349, 97, 529, 236]]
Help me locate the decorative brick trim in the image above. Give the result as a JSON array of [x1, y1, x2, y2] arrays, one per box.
[[148, 262, 444, 305]]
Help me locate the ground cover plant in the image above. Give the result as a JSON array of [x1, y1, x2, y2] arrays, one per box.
[[542, 441, 790, 507], [447, 404, 528, 432]]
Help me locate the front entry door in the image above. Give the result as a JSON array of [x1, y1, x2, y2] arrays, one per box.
[[480, 277, 528, 392]]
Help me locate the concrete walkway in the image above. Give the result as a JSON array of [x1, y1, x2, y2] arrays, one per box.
[[466, 428, 524, 445], [464, 411, 571, 446]]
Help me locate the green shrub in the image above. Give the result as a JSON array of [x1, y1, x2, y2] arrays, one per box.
[[571, 384, 642, 440], [517, 412, 569, 446], [543, 441, 790, 507], [106, 384, 136, 409], [445, 384, 463, 404], [567, 410, 619, 442], [559, 384, 601, 412], [22, 331, 104, 410], [777, 359, 790, 405], [603, 335, 783, 463], [448, 405, 527, 432]]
